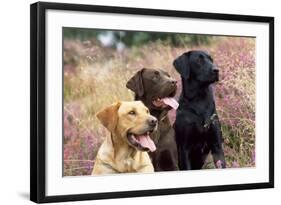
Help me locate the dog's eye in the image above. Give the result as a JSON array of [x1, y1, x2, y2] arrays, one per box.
[[128, 111, 136, 115], [163, 71, 170, 77], [146, 109, 149, 114], [208, 55, 213, 62], [154, 71, 160, 75], [197, 55, 204, 64]]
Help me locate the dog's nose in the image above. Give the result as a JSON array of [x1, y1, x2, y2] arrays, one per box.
[[213, 69, 219, 73], [147, 116, 158, 127], [170, 79, 177, 85]]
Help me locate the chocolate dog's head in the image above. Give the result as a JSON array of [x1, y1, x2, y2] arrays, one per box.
[[126, 68, 178, 111], [173, 50, 219, 85]]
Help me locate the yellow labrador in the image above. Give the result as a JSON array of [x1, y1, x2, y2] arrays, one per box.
[[92, 101, 158, 175]]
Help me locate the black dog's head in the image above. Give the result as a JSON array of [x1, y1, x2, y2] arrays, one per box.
[[126, 68, 178, 111], [173, 50, 219, 85]]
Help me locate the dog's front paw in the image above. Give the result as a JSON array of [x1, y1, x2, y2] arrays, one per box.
[[215, 160, 225, 168]]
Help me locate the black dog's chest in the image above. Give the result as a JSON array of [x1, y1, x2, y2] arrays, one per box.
[[175, 107, 216, 145], [177, 106, 215, 128], [195, 121, 212, 134], [180, 120, 213, 154]]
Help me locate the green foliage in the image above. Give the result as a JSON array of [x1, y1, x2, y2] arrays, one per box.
[[63, 27, 213, 47], [63, 27, 101, 40]]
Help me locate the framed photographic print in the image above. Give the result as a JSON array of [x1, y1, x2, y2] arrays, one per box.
[[30, 1, 274, 203]]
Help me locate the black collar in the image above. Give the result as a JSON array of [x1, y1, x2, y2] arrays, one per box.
[[203, 113, 218, 129]]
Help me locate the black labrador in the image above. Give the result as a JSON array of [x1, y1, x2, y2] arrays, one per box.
[[126, 68, 179, 171], [173, 51, 226, 170]]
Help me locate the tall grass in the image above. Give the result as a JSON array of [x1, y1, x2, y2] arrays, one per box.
[[63, 37, 255, 175]]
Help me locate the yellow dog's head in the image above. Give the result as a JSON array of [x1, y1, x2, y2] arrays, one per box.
[[96, 101, 157, 152]]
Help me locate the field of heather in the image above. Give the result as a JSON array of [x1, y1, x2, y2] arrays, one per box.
[[63, 36, 255, 176]]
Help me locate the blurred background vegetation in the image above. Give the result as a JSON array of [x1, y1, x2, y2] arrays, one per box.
[[63, 27, 213, 49]]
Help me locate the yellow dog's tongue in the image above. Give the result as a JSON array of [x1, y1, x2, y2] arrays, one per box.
[[162, 97, 179, 110], [137, 134, 156, 152]]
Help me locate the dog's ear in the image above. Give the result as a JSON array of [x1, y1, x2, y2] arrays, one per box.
[[173, 51, 191, 79], [126, 68, 145, 97], [96, 102, 121, 133]]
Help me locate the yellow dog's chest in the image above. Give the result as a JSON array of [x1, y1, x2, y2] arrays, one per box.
[[114, 152, 151, 172]]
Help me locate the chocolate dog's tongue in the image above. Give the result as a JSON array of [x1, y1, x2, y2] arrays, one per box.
[[137, 134, 156, 152], [162, 97, 179, 110]]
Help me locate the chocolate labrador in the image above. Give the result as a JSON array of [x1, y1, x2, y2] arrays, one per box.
[[173, 51, 226, 170], [126, 68, 179, 171]]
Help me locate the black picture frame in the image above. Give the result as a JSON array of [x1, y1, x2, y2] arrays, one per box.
[[30, 1, 274, 203]]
